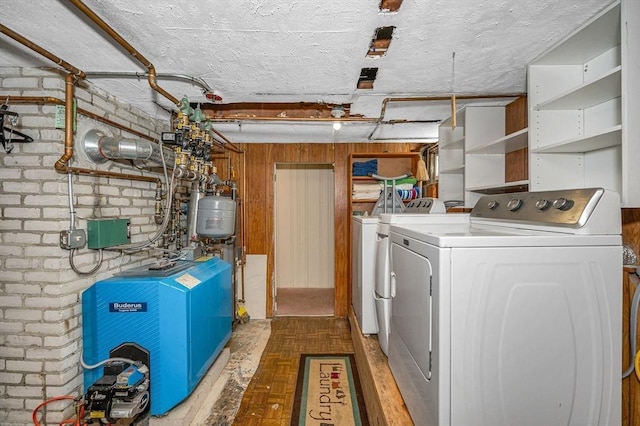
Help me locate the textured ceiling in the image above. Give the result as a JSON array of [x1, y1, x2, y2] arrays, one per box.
[[0, 0, 613, 142]]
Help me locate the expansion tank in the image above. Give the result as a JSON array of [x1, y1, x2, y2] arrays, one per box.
[[82, 257, 232, 415]]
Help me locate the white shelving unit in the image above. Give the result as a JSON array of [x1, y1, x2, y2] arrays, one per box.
[[528, 0, 640, 206], [437, 112, 466, 204], [438, 105, 529, 208]]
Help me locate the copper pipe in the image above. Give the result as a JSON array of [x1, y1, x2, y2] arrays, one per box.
[[207, 116, 378, 123], [0, 24, 86, 78], [55, 74, 78, 172], [3, 96, 64, 106], [0, 25, 165, 182], [210, 128, 243, 153], [68, 0, 179, 106], [69, 0, 242, 156], [5, 96, 156, 142], [66, 166, 160, 183]]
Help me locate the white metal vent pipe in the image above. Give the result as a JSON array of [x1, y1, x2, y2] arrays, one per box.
[[82, 128, 174, 165]]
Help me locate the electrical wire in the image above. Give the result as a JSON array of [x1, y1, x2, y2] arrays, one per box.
[[69, 248, 103, 275], [80, 356, 138, 370], [106, 139, 176, 253]]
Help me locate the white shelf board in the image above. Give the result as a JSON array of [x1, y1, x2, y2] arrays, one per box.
[[535, 67, 621, 111], [467, 180, 529, 194], [531, 125, 621, 153], [466, 128, 528, 154], [440, 137, 465, 150], [439, 165, 465, 174], [531, 1, 620, 66]]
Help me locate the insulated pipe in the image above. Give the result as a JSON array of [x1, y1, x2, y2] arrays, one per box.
[[377, 93, 526, 120], [68, 0, 179, 106], [368, 93, 527, 139], [84, 71, 215, 96]]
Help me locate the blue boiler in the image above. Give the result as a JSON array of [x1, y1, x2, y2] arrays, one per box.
[[81, 257, 232, 415]]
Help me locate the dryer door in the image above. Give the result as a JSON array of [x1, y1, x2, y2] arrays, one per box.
[[389, 237, 447, 426], [390, 241, 433, 381]]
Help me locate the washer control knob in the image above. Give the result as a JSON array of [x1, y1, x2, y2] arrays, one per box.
[[507, 198, 523, 212], [552, 197, 574, 211], [487, 200, 499, 210], [535, 199, 551, 210]]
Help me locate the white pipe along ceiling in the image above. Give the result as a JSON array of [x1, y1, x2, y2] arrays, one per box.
[[0, 0, 613, 143]]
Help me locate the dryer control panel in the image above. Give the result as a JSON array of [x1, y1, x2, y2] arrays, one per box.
[[470, 187, 621, 234]]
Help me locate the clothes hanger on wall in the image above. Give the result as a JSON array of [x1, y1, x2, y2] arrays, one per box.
[[1, 102, 33, 154]]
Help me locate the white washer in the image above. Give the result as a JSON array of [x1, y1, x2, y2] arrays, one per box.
[[388, 188, 622, 426], [352, 215, 380, 334], [352, 198, 449, 335], [375, 199, 469, 355]]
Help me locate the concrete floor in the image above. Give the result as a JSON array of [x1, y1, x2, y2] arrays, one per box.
[[197, 319, 272, 425], [142, 319, 272, 426]]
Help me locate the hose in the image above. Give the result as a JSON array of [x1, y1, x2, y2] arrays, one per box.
[[635, 350, 640, 381], [32, 395, 84, 426]]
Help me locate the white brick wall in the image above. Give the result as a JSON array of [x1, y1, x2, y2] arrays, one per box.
[[0, 67, 170, 425]]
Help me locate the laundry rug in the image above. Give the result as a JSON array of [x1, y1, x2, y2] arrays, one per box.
[[291, 354, 369, 426]]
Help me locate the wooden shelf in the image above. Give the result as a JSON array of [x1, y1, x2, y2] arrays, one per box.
[[348, 152, 420, 216]]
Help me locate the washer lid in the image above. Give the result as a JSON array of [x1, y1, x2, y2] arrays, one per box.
[[379, 212, 470, 225], [389, 222, 621, 248]]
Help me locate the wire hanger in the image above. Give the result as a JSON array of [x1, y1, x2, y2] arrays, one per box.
[[0, 103, 33, 154]]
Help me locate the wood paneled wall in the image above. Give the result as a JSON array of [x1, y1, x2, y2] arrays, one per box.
[[622, 208, 640, 426], [505, 95, 528, 183], [224, 143, 421, 318]]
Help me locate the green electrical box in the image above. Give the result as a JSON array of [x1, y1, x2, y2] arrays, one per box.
[[87, 218, 131, 249]]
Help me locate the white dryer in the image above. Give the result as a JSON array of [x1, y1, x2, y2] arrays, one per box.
[[388, 188, 622, 426], [374, 198, 469, 355]]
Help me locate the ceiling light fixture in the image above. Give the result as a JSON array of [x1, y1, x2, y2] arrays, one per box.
[[333, 122, 342, 131], [331, 106, 345, 118]]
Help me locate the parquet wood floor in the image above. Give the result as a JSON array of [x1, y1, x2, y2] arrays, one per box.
[[232, 316, 354, 425]]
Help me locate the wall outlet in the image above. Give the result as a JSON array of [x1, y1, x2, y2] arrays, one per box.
[[60, 229, 86, 250]]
